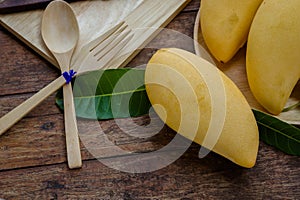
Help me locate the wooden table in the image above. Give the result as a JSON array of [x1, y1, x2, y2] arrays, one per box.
[[0, 1, 299, 199]]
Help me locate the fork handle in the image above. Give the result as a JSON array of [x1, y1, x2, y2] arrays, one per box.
[[62, 83, 82, 169], [0, 76, 66, 136]]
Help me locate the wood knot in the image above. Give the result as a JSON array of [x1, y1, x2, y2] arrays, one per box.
[[46, 180, 65, 189], [41, 122, 55, 131]]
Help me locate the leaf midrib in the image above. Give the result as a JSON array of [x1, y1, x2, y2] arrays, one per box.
[[73, 88, 146, 100], [256, 120, 300, 143]]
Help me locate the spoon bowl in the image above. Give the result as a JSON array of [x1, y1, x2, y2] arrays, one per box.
[[41, 0, 79, 54]]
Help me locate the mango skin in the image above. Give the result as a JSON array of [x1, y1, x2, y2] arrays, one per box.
[[200, 0, 263, 63], [246, 0, 300, 115], [145, 48, 259, 168]]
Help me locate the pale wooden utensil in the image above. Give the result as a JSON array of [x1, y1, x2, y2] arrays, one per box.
[[72, 22, 132, 74], [0, 21, 133, 143], [41, 0, 81, 169]]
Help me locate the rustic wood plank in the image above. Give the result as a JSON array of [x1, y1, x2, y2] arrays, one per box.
[[0, 0, 81, 14], [183, 0, 200, 12], [0, 143, 299, 199], [0, 0, 51, 14], [0, 111, 189, 170], [0, 93, 60, 117], [0, 105, 210, 171], [0, 26, 59, 96]]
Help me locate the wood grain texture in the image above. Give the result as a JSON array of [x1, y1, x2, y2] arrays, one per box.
[[0, 26, 59, 96], [183, 0, 199, 12], [0, 144, 299, 199], [0, 0, 81, 14], [0, 0, 51, 14], [0, 0, 299, 199]]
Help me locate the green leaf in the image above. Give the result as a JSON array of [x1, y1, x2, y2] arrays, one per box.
[[282, 101, 300, 112], [253, 109, 300, 156], [56, 69, 152, 120]]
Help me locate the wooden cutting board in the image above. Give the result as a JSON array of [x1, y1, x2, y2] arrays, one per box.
[[0, 0, 191, 70]]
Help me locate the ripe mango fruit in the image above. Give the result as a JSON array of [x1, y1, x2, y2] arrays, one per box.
[[200, 0, 263, 63], [246, 0, 300, 115], [145, 48, 259, 168]]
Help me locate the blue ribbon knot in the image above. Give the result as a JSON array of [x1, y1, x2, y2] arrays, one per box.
[[62, 69, 77, 84]]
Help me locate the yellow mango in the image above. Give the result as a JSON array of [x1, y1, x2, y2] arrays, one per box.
[[145, 48, 259, 168], [200, 0, 263, 63], [246, 0, 300, 115]]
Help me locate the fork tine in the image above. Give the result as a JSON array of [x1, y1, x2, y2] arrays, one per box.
[[100, 33, 134, 69], [90, 23, 128, 52], [79, 33, 134, 73], [93, 29, 131, 60], [72, 21, 126, 71], [87, 21, 126, 51], [78, 29, 133, 74]]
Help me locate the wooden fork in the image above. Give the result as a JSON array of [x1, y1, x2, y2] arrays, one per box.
[[0, 21, 133, 136]]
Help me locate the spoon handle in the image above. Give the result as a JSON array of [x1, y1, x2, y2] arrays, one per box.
[[0, 76, 66, 136], [62, 83, 82, 169]]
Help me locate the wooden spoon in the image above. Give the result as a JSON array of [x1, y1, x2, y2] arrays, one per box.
[[41, 0, 81, 169]]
